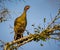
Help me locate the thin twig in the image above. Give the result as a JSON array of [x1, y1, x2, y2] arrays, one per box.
[[0, 40, 5, 44]]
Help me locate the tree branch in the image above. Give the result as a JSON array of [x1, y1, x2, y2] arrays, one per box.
[[4, 24, 60, 50]]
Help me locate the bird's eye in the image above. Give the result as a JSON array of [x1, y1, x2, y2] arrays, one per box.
[[26, 7, 29, 9]]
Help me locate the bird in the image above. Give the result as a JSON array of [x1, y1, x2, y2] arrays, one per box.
[[14, 5, 30, 41]]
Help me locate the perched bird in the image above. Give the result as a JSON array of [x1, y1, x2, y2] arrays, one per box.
[[14, 5, 30, 41]]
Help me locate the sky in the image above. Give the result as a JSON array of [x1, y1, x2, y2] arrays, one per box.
[[0, 0, 60, 50]]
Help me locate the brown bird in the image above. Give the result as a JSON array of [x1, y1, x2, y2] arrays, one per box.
[[14, 5, 30, 41]]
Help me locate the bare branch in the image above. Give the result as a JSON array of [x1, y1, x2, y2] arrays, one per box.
[[47, 9, 60, 28]]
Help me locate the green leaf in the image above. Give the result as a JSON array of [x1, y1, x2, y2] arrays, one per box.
[[40, 44, 43, 46], [38, 26, 41, 29], [32, 24, 35, 27], [44, 17, 46, 23]]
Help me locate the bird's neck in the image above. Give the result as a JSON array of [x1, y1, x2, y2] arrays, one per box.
[[24, 10, 27, 13], [23, 10, 27, 17], [20, 10, 27, 19]]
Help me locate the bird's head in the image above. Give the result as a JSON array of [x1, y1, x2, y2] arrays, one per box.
[[24, 5, 30, 11]]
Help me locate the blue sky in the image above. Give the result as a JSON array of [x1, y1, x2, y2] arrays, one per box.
[[0, 0, 60, 50]]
